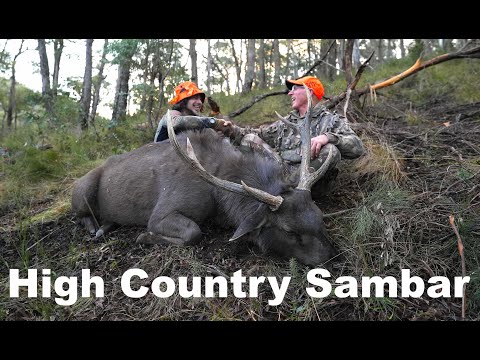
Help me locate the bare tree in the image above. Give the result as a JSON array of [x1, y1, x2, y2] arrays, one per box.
[[78, 39, 93, 130]]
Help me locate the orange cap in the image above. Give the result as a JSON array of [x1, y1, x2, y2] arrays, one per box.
[[168, 81, 206, 105], [285, 76, 324, 100]]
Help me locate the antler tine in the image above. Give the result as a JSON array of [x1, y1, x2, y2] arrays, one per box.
[[297, 84, 314, 190], [297, 145, 334, 191], [166, 110, 284, 210], [275, 111, 297, 128]]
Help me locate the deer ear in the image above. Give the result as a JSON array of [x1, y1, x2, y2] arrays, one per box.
[[229, 204, 267, 242]]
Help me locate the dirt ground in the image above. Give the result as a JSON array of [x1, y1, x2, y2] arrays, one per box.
[[1, 93, 479, 321]]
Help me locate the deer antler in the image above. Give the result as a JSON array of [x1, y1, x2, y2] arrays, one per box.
[[167, 110, 284, 211], [296, 86, 334, 191]]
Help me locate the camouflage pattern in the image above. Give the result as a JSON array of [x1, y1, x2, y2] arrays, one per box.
[[154, 114, 217, 142], [231, 102, 364, 170]]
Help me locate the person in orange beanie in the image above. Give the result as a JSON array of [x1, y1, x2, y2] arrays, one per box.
[[154, 81, 223, 142], [219, 75, 364, 195]]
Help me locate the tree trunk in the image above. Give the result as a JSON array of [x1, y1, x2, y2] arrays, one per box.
[[37, 39, 54, 121], [285, 39, 292, 78], [90, 39, 109, 124], [387, 39, 392, 60], [52, 39, 64, 98], [146, 47, 160, 129], [272, 39, 281, 86], [139, 39, 151, 112], [206, 39, 211, 94], [377, 39, 384, 63], [7, 40, 24, 128], [190, 39, 198, 83], [343, 39, 354, 86], [353, 39, 361, 69], [307, 39, 313, 64], [422, 39, 433, 55], [229, 39, 242, 93], [326, 39, 338, 81], [242, 39, 255, 93], [111, 62, 131, 124], [399, 39, 405, 58], [258, 39, 266, 89], [337, 39, 345, 73], [78, 39, 93, 130]]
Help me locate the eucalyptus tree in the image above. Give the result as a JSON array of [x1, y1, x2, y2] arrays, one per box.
[[37, 39, 54, 121], [109, 39, 140, 125], [78, 39, 93, 130], [89, 39, 109, 124], [257, 39, 266, 89], [229, 39, 243, 93], [242, 39, 255, 93], [272, 39, 281, 86], [52, 39, 64, 98], [190, 39, 198, 84], [129, 39, 187, 128], [210, 39, 234, 95]]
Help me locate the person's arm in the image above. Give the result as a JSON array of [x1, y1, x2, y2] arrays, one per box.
[[223, 121, 280, 148], [154, 111, 218, 142], [311, 112, 364, 159]]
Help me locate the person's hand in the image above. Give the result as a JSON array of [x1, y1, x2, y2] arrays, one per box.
[[311, 134, 329, 159], [214, 118, 235, 137]]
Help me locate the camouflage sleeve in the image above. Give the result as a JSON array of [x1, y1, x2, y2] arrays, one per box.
[[321, 113, 364, 159], [154, 114, 217, 142], [230, 121, 281, 147]]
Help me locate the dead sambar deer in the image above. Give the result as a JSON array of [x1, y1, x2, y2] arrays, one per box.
[[72, 91, 337, 266]]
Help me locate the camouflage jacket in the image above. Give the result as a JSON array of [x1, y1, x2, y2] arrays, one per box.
[[154, 113, 217, 142], [231, 103, 364, 163]]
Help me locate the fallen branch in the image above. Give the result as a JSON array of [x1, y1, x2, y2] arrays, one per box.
[[449, 214, 467, 320], [228, 90, 287, 118], [362, 45, 480, 94]]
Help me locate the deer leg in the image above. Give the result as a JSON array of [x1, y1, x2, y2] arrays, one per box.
[[80, 216, 98, 235], [95, 222, 120, 238], [136, 212, 202, 246]]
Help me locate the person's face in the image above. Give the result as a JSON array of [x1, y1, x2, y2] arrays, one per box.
[[185, 94, 204, 115], [288, 85, 311, 111]]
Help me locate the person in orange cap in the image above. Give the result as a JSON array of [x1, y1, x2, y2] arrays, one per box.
[[217, 75, 364, 196], [154, 81, 223, 142]]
